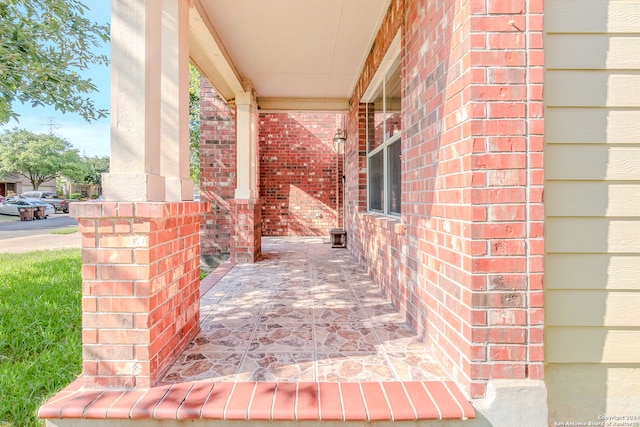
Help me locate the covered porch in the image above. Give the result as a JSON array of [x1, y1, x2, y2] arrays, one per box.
[[41, 0, 549, 425], [39, 237, 474, 424]]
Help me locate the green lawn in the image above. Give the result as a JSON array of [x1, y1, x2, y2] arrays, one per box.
[[50, 227, 78, 235], [0, 215, 18, 222], [0, 250, 82, 427]]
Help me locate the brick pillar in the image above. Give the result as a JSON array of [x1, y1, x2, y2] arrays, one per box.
[[200, 79, 236, 257], [73, 201, 205, 389], [230, 199, 262, 263]]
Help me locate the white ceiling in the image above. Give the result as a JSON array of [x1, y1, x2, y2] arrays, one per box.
[[191, 0, 391, 110]]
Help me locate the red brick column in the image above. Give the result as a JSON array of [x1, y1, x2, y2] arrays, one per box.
[[230, 199, 263, 263], [463, 0, 545, 398], [200, 78, 236, 257], [72, 201, 205, 389]]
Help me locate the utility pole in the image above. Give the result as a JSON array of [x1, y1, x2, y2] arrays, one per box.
[[42, 117, 61, 135]]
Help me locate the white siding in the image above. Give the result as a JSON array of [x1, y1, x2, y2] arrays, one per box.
[[547, 329, 640, 363], [546, 254, 640, 290], [546, 145, 640, 180], [546, 0, 640, 33], [546, 182, 640, 216], [545, 0, 640, 421], [545, 108, 640, 144], [546, 35, 640, 70], [546, 290, 640, 327], [546, 71, 640, 107]]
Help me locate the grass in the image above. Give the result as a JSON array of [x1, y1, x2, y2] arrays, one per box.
[[49, 227, 78, 235], [0, 250, 82, 427], [0, 215, 17, 222]]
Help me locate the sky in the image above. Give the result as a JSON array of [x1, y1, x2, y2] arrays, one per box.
[[0, 1, 112, 157]]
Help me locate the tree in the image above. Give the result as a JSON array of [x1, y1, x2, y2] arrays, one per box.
[[0, 0, 110, 124], [189, 64, 201, 185], [80, 155, 109, 186], [57, 155, 109, 197], [0, 129, 84, 190]]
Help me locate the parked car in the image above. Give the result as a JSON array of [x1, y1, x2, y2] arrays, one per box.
[[20, 191, 70, 213], [0, 198, 55, 218]]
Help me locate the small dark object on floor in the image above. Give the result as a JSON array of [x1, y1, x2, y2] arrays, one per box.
[[330, 228, 347, 248]]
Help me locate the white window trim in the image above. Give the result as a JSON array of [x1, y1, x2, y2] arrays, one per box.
[[367, 132, 401, 216], [362, 31, 402, 217], [361, 32, 401, 103]]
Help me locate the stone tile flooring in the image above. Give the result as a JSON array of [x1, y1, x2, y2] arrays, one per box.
[[160, 236, 449, 384]]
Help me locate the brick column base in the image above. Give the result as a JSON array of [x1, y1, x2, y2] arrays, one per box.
[[230, 199, 262, 263], [72, 201, 206, 389]]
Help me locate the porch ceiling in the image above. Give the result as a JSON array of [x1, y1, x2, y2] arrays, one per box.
[[189, 0, 391, 111]]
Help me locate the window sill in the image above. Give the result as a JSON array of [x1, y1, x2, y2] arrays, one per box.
[[361, 212, 406, 235]]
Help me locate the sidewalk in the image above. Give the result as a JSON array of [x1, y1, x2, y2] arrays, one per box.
[[0, 232, 81, 254]]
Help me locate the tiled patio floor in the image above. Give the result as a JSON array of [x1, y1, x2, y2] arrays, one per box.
[[160, 236, 449, 384], [39, 237, 475, 423]]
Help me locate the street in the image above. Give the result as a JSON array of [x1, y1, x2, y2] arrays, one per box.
[[0, 214, 78, 240]]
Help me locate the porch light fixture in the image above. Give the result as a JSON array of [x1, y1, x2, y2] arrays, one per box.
[[330, 126, 347, 248], [333, 128, 346, 144]]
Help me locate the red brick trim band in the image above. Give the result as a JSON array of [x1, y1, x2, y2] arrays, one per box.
[[40, 379, 475, 422]]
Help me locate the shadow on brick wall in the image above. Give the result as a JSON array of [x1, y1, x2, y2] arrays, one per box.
[[260, 112, 344, 237]]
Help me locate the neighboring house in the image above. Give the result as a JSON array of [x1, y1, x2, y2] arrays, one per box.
[[0, 173, 20, 197], [0, 174, 56, 197], [40, 0, 640, 426], [64, 180, 101, 199], [57, 166, 106, 199], [68, 183, 101, 199]]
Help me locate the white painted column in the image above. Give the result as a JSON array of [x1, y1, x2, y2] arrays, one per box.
[[235, 91, 258, 200], [161, 0, 193, 201], [103, 0, 165, 201]]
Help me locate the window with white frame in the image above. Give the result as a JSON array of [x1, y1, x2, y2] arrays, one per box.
[[364, 42, 401, 216]]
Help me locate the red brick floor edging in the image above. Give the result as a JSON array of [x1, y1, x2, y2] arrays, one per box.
[[200, 260, 236, 296], [39, 379, 474, 422]]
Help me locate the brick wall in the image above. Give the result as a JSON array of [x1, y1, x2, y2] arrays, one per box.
[[345, 0, 543, 398], [200, 92, 345, 248], [259, 112, 344, 236], [199, 79, 236, 257], [345, 0, 405, 321], [466, 0, 545, 396], [230, 199, 263, 263], [73, 201, 204, 389], [197, 0, 543, 397]]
